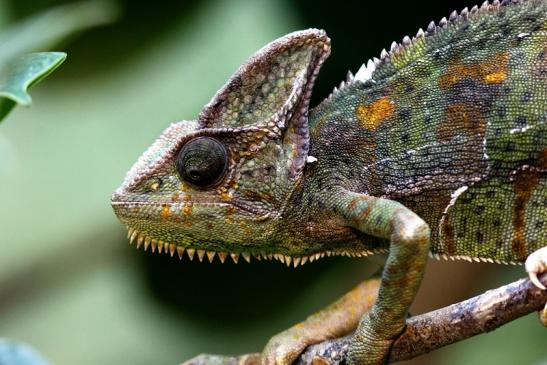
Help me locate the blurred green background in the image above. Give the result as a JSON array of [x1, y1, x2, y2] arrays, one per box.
[[0, 0, 545, 364]]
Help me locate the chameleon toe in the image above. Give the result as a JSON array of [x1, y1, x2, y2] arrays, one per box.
[[525, 247, 547, 290], [540, 302, 547, 327]]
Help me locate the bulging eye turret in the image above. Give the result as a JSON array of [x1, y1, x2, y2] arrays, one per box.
[[175, 137, 228, 188]]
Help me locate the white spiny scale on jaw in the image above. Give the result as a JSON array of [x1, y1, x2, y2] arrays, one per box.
[[177, 246, 185, 260], [197, 250, 205, 262], [143, 236, 150, 250], [230, 253, 239, 264], [124, 228, 387, 266], [218, 252, 228, 264], [285, 256, 292, 267], [127, 227, 134, 239], [432, 252, 519, 265], [242, 252, 251, 263], [130, 231, 138, 244], [137, 233, 144, 246]]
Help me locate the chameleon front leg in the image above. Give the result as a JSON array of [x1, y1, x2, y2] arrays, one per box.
[[262, 277, 381, 365], [328, 189, 431, 365]]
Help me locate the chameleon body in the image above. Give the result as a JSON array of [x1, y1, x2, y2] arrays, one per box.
[[112, 0, 547, 364]]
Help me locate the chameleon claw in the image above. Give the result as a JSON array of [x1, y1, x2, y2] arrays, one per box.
[[540, 302, 547, 327], [525, 247, 547, 290], [529, 272, 546, 290]]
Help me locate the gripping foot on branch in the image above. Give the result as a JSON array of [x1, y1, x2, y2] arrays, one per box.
[[262, 278, 380, 365], [525, 246, 547, 326]]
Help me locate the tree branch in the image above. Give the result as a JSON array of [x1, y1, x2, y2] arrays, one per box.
[[182, 273, 547, 365]]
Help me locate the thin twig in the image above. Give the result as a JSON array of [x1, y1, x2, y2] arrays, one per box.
[[182, 273, 547, 365]]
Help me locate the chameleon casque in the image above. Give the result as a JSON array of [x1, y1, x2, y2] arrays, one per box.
[[112, 0, 547, 364]]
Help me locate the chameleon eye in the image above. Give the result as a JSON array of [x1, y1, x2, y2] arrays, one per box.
[[176, 137, 228, 188]]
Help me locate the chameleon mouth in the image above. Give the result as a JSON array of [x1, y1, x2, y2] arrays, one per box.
[[125, 226, 384, 267]]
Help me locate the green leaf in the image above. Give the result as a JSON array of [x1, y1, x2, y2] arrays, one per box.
[[0, 0, 119, 67], [0, 0, 119, 122], [0, 52, 66, 120]]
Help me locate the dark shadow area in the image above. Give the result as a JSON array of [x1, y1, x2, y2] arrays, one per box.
[[6, 0, 208, 77], [289, 0, 474, 106], [144, 251, 343, 324]]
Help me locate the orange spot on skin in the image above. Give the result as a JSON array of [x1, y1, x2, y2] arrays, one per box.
[[512, 168, 540, 261], [225, 205, 235, 224], [439, 51, 509, 89], [347, 198, 360, 212], [238, 220, 253, 235], [436, 102, 486, 141], [221, 191, 232, 201], [440, 214, 457, 256], [183, 202, 193, 217], [160, 205, 171, 220], [355, 97, 395, 130], [484, 71, 507, 83]]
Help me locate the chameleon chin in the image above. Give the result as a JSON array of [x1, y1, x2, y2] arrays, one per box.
[[112, 0, 547, 364]]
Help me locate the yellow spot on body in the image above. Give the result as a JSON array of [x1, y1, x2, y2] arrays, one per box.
[[225, 205, 235, 224], [439, 51, 509, 88], [484, 71, 507, 83], [149, 182, 160, 191], [238, 220, 253, 235], [355, 97, 395, 131], [183, 202, 193, 216], [160, 205, 171, 220], [220, 190, 232, 201]]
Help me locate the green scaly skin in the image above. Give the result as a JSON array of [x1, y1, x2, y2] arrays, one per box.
[[112, 1, 547, 363]]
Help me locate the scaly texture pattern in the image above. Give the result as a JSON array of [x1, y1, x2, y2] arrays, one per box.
[[112, 1, 547, 364]]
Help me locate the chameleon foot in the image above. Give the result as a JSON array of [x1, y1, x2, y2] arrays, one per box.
[[262, 278, 380, 365], [525, 247, 547, 327], [540, 303, 547, 327], [525, 247, 547, 290], [262, 330, 314, 365]]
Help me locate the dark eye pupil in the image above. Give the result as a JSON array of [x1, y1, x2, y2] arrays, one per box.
[[176, 137, 228, 187]]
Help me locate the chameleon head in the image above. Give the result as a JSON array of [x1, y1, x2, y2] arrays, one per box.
[[111, 29, 330, 259]]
